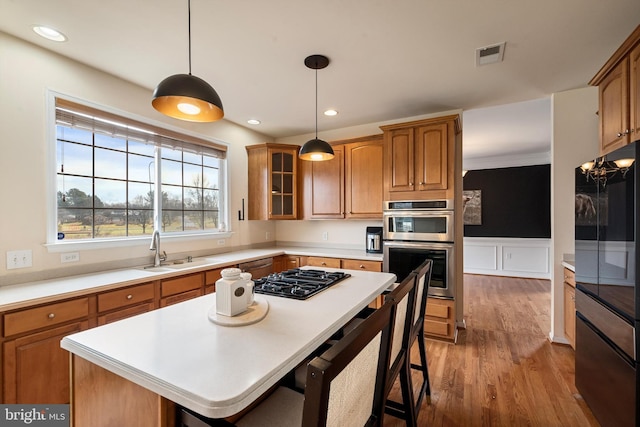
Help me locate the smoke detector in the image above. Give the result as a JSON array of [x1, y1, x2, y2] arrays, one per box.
[[475, 42, 506, 66]]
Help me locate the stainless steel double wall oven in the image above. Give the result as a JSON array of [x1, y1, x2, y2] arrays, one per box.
[[383, 199, 455, 299]]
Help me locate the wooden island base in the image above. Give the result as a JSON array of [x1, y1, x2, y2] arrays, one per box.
[[71, 355, 176, 427]]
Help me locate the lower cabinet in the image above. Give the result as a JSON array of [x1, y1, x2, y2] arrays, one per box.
[[306, 256, 341, 268], [273, 255, 300, 272], [3, 320, 89, 403], [205, 268, 224, 294], [97, 282, 155, 326], [424, 297, 456, 341]]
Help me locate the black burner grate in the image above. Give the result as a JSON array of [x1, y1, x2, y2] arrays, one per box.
[[253, 268, 351, 300]]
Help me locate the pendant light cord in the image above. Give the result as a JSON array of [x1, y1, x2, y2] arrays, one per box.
[[315, 67, 318, 139], [187, 0, 192, 76]]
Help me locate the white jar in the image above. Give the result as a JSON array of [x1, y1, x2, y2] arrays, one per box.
[[216, 268, 249, 316], [240, 272, 255, 306]]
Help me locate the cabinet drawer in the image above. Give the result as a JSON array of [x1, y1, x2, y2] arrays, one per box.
[[307, 257, 341, 268], [161, 273, 203, 297], [424, 319, 451, 337], [426, 300, 451, 319], [341, 259, 382, 272], [564, 268, 576, 287], [205, 268, 224, 286], [97, 283, 155, 313], [98, 302, 155, 326], [4, 298, 89, 337], [160, 289, 203, 307]]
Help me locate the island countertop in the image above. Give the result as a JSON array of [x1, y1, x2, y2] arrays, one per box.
[[61, 268, 396, 420]]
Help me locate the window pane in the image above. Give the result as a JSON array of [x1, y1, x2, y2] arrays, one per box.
[[203, 166, 218, 189], [162, 185, 183, 210], [185, 188, 203, 210], [129, 154, 155, 183], [128, 140, 155, 156], [95, 178, 126, 208], [95, 209, 126, 238], [162, 210, 183, 232], [161, 149, 181, 161], [95, 133, 126, 151], [185, 211, 204, 230], [128, 209, 154, 235], [58, 141, 93, 176], [162, 159, 182, 185], [57, 126, 92, 144], [58, 209, 92, 240], [203, 156, 220, 168], [183, 163, 203, 188], [58, 176, 93, 207], [128, 182, 153, 209], [272, 152, 282, 171], [183, 151, 201, 165], [204, 189, 218, 210], [204, 210, 219, 230], [95, 147, 126, 179]]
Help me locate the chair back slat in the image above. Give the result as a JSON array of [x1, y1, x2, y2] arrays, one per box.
[[410, 259, 433, 340], [302, 298, 396, 427]]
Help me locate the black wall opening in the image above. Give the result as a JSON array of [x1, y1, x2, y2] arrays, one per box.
[[463, 164, 551, 238]]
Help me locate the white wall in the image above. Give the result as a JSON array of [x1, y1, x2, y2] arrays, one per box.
[[550, 86, 599, 343], [0, 32, 277, 284], [464, 238, 551, 279]]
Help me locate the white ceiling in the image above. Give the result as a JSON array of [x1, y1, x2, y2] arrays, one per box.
[[0, 1, 638, 160]]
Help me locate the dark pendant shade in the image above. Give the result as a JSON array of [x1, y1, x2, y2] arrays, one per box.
[[152, 73, 224, 122], [299, 138, 334, 161]]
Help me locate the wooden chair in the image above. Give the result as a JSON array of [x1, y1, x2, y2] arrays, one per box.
[[382, 271, 418, 426], [407, 259, 433, 412], [236, 296, 397, 427]]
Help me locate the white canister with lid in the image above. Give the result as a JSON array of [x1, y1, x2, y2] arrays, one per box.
[[216, 268, 249, 316]]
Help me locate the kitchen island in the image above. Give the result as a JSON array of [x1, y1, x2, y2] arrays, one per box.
[[61, 268, 395, 427]]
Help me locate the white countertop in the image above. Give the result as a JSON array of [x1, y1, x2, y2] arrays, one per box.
[[0, 247, 383, 312], [61, 268, 395, 419]]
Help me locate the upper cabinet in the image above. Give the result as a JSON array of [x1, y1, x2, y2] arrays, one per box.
[[590, 25, 640, 156], [300, 136, 384, 219], [246, 143, 299, 220], [380, 115, 461, 201]]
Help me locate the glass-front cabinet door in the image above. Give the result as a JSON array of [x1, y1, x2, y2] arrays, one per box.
[[269, 148, 297, 219]]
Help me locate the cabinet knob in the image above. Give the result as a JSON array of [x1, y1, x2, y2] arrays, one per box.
[[617, 130, 630, 137], [359, 264, 365, 269], [419, 182, 424, 185], [48, 313, 55, 319], [126, 294, 133, 300], [321, 262, 326, 266]]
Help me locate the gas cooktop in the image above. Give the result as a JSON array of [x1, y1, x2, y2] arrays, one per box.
[[253, 268, 351, 300]]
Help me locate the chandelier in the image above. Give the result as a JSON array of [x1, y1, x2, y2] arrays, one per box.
[[580, 157, 634, 187]]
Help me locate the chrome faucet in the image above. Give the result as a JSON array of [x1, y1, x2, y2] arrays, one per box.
[[150, 230, 167, 267]]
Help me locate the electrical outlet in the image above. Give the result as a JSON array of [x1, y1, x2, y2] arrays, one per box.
[[61, 252, 80, 263], [6, 250, 33, 270], [217, 239, 226, 246], [265, 232, 271, 240], [322, 231, 328, 241]]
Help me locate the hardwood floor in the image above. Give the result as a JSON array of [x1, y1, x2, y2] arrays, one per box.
[[384, 274, 600, 427]]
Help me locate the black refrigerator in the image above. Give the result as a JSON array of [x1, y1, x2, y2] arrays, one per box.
[[574, 141, 638, 427]]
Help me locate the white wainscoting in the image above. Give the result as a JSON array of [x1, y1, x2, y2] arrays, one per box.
[[464, 237, 551, 279]]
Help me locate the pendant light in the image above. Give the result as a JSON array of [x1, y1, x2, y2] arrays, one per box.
[[152, 0, 224, 122], [299, 55, 334, 161]]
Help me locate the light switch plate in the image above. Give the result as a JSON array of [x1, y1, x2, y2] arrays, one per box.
[[7, 250, 33, 269]]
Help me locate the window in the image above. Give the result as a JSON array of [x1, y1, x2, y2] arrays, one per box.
[[53, 98, 227, 243]]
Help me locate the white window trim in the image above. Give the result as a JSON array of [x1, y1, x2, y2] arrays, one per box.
[[45, 90, 231, 253]]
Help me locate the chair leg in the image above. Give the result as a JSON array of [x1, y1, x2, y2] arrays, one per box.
[[410, 330, 431, 411], [384, 358, 417, 427]]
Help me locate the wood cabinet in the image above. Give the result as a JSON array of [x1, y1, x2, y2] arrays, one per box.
[[160, 273, 204, 307], [380, 115, 460, 201], [341, 259, 382, 272], [97, 282, 155, 325], [205, 267, 224, 294], [301, 136, 384, 219], [306, 256, 341, 268], [2, 297, 90, 403], [273, 255, 300, 272], [424, 297, 456, 341], [246, 143, 299, 220], [564, 267, 576, 349], [590, 25, 640, 155]]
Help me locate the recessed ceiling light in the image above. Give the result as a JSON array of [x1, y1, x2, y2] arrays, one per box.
[[33, 25, 67, 42], [247, 119, 261, 125], [324, 109, 338, 116]]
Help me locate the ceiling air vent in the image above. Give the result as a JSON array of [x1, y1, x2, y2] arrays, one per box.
[[475, 42, 506, 66]]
